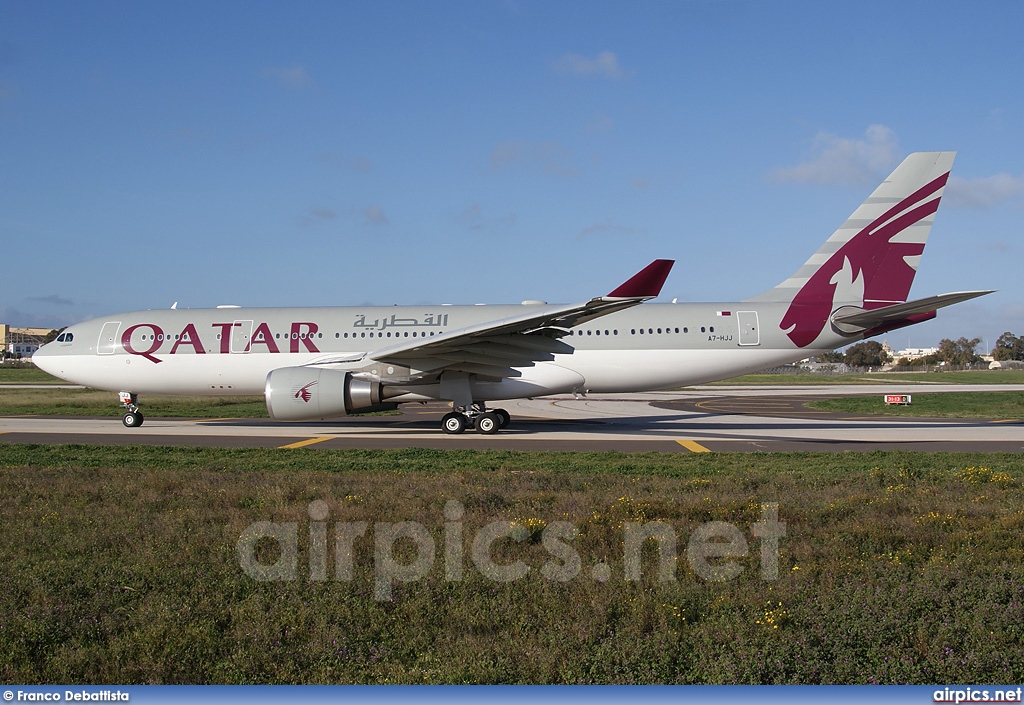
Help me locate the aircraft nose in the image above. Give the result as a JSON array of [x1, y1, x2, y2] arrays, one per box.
[[31, 343, 58, 373]]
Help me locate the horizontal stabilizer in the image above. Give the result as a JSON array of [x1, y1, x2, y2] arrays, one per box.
[[831, 290, 994, 333]]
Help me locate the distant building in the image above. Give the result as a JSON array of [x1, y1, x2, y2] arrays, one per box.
[[1, 324, 54, 359], [894, 346, 939, 361], [7, 342, 39, 357]]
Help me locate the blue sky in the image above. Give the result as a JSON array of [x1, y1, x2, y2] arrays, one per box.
[[2, 1, 1023, 351]]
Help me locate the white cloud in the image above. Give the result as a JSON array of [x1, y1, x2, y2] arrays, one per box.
[[298, 206, 338, 228], [576, 223, 646, 240], [264, 64, 313, 89], [490, 141, 578, 177], [318, 153, 373, 173], [363, 205, 388, 226], [28, 294, 74, 306], [984, 241, 1013, 253], [310, 207, 336, 220], [771, 125, 900, 186], [945, 173, 1024, 208], [458, 203, 516, 232], [0, 306, 77, 328], [554, 51, 628, 79], [584, 114, 615, 134]]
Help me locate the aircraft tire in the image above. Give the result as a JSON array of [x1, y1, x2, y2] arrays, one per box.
[[493, 408, 511, 429], [475, 412, 500, 434], [122, 412, 144, 428], [442, 412, 467, 434]]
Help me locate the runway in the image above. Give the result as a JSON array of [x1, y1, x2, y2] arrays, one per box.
[[2, 384, 1023, 452]]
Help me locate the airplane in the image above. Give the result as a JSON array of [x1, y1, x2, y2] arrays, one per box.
[[33, 151, 992, 434]]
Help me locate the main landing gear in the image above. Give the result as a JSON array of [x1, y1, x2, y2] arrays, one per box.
[[441, 404, 511, 435], [119, 391, 144, 428]]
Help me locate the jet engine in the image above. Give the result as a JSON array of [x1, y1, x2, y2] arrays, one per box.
[[265, 367, 391, 421]]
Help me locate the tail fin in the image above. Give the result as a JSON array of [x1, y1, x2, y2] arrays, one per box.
[[749, 151, 956, 347]]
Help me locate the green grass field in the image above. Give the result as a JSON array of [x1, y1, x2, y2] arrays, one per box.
[[0, 365, 66, 384], [0, 388, 269, 418], [707, 369, 1024, 385], [2, 446, 1022, 684], [810, 391, 1024, 419]]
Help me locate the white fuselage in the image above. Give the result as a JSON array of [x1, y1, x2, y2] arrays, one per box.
[[32, 301, 841, 402]]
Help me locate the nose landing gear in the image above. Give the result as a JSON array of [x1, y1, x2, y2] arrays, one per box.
[[119, 391, 144, 428]]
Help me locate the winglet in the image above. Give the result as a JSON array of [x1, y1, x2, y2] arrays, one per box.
[[606, 259, 674, 298]]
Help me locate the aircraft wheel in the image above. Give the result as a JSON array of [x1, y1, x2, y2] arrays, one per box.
[[475, 412, 500, 435], [493, 408, 511, 429], [123, 411, 144, 428], [442, 412, 467, 434]]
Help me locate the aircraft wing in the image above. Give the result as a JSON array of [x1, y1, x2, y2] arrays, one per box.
[[831, 290, 994, 332], [367, 259, 674, 379]]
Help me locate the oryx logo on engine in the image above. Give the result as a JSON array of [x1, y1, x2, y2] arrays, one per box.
[[294, 381, 317, 403]]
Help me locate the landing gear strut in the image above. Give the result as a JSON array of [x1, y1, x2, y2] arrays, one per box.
[[119, 391, 144, 428], [441, 403, 511, 434]]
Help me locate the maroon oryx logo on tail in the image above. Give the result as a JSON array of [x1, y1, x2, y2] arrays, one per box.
[[781, 171, 950, 348], [294, 380, 317, 403]]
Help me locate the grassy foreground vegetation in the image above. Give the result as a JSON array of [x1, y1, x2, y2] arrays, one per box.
[[810, 391, 1024, 419], [708, 369, 1024, 386], [2, 446, 1022, 684]]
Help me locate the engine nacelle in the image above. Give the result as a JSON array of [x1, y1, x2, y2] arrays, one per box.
[[265, 367, 385, 421]]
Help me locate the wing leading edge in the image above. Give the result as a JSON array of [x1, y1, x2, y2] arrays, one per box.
[[366, 259, 674, 379]]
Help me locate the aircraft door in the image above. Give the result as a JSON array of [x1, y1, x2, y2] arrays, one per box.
[[230, 320, 253, 353], [737, 311, 759, 346], [97, 321, 121, 355]]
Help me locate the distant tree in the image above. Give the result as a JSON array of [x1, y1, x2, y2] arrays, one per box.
[[992, 332, 1024, 361], [816, 350, 845, 363], [43, 327, 66, 345], [936, 337, 982, 366], [844, 340, 892, 368]]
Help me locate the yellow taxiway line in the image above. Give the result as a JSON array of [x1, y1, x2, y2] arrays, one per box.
[[278, 436, 335, 449], [676, 439, 711, 453]]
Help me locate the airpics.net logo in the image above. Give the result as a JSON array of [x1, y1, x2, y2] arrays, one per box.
[[236, 500, 786, 601]]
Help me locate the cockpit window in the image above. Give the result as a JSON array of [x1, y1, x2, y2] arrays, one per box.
[[56, 332, 74, 343]]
